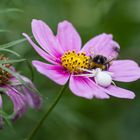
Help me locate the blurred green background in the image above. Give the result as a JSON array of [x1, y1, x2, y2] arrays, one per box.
[[0, 0, 140, 140]]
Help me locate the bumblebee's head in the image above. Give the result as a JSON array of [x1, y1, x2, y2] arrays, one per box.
[[92, 55, 107, 64]]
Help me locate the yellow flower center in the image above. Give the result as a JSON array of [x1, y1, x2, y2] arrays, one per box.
[[61, 51, 90, 73]]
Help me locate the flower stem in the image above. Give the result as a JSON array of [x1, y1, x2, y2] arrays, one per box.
[[25, 84, 67, 140]]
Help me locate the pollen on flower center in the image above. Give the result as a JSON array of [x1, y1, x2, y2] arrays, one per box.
[[61, 51, 90, 73], [0, 54, 12, 84]]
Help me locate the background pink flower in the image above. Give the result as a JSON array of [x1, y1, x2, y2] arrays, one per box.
[[0, 67, 41, 128]]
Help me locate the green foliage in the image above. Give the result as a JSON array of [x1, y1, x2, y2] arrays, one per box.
[[0, 38, 28, 49], [0, 8, 23, 14], [0, 59, 26, 64], [0, 30, 10, 33], [0, 109, 13, 129], [0, 48, 20, 57]]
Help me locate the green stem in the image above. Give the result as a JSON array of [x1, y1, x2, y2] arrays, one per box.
[[25, 84, 67, 140]]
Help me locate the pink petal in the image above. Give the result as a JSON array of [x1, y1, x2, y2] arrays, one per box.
[[32, 60, 70, 85], [109, 60, 140, 82], [5, 86, 27, 119], [14, 75, 42, 109], [0, 94, 2, 108], [69, 75, 109, 99], [57, 20, 81, 52], [0, 93, 3, 128], [23, 33, 59, 65], [81, 33, 120, 59], [32, 19, 63, 57], [101, 85, 135, 99]]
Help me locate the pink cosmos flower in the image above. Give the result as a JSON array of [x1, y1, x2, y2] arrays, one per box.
[[0, 57, 41, 128], [23, 19, 140, 100]]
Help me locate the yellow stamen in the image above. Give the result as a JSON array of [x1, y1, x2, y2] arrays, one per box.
[[61, 51, 90, 73]]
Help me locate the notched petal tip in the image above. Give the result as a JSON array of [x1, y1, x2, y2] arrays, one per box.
[[32, 19, 47, 25], [57, 20, 81, 52], [102, 33, 113, 39], [102, 85, 136, 99], [32, 19, 38, 23], [110, 60, 140, 82], [31, 19, 43, 26], [58, 20, 73, 27], [128, 92, 135, 99], [81, 32, 119, 58], [22, 32, 29, 38]]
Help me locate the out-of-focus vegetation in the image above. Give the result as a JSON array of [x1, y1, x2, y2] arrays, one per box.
[[0, 0, 140, 140]]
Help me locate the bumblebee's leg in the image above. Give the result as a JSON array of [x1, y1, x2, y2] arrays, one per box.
[[104, 63, 110, 70], [111, 81, 116, 86], [104, 65, 108, 70]]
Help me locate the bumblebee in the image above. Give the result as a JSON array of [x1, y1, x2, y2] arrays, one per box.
[[88, 44, 120, 70], [89, 55, 112, 70]]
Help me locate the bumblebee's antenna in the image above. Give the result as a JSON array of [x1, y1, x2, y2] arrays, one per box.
[[89, 47, 94, 56], [104, 58, 116, 64]]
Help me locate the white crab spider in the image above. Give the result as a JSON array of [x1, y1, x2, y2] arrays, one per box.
[[75, 68, 115, 87]]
